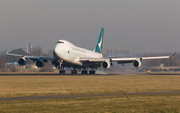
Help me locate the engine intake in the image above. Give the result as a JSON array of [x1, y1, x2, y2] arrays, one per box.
[[101, 60, 111, 69], [132, 59, 142, 68], [36, 60, 44, 68], [18, 58, 26, 65]]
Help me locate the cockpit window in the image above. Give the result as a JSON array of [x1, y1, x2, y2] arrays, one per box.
[[57, 41, 64, 44]]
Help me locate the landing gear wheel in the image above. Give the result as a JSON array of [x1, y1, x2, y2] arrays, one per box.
[[82, 70, 87, 75], [59, 70, 65, 74], [89, 70, 95, 75], [71, 70, 77, 74], [71, 70, 73, 74]]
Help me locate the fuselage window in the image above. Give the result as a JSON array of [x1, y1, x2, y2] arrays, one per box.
[[57, 41, 64, 44]]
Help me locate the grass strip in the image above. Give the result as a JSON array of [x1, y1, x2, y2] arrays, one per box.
[[0, 94, 180, 113], [0, 75, 180, 98]]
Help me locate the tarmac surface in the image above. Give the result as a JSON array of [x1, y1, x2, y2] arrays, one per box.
[[0, 71, 180, 76], [0, 91, 180, 101]]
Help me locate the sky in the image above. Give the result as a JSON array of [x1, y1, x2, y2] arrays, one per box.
[[0, 0, 180, 54]]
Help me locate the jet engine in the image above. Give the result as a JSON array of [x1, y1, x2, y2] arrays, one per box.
[[51, 60, 60, 68], [101, 60, 111, 69], [36, 60, 44, 68], [132, 58, 142, 68], [18, 58, 27, 65]]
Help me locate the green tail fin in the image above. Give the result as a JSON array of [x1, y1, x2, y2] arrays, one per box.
[[172, 52, 176, 57], [94, 28, 104, 53], [5, 49, 7, 54]]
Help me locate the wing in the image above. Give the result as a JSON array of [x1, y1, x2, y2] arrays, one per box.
[[80, 56, 170, 62], [112, 56, 170, 64], [5, 51, 54, 61], [79, 54, 173, 68]]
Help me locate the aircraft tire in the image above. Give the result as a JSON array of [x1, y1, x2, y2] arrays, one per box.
[[89, 70, 95, 75], [75, 70, 77, 74], [63, 70, 65, 74], [92, 70, 95, 74], [81, 70, 84, 75], [71, 70, 77, 74], [71, 70, 74, 74], [59, 70, 65, 74], [82, 70, 87, 75], [85, 70, 87, 74]]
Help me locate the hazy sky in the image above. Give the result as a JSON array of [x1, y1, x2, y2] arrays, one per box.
[[0, 0, 180, 53]]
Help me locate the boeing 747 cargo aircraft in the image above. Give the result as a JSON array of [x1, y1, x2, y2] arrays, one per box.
[[6, 28, 172, 74]]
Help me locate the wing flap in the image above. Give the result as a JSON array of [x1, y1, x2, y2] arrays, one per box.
[[141, 56, 170, 60], [112, 57, 137, 62]]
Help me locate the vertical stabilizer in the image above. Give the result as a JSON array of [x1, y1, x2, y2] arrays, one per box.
[[93, 28, 104, 53], [5, 49, 7, 54]]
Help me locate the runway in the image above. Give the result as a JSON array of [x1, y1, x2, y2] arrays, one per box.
[[0, 72, 180, 76], [0, 91, 180, 101]]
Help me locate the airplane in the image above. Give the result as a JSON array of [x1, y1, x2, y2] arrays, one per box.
[[5, 28, 173, 74]]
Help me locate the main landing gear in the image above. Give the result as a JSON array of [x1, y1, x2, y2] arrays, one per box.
[[81, 70, 95, 75], [58, 65, 96, 75], [71, 70, 77, 74], [81, 70, 87, 74], [59, 69, 65, 74], [59, 69, 95, 75], [70, 67, 77, 74], [89, 70, 95, 74]]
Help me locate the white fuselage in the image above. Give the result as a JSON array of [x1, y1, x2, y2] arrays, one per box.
[[53, 40, 103, 66]]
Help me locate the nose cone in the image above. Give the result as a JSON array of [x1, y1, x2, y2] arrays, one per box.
[[53, 44, 59, 59], [53, 44, 65, 60]]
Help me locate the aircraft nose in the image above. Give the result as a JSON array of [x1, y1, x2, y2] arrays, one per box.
[[53, 45, 59, 58], [54, 45, 58, 53], [53, 44, 65, 59]]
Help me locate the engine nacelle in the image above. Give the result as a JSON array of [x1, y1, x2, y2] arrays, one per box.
[[101, 60, 111, 69], [36, 60, 44, 68], [18, 58, 27, 65], [132, 59, 142, 68]]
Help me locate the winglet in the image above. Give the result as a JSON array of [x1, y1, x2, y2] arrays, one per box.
[[172, 52, 176, 57], [5, 49, 7, 54]]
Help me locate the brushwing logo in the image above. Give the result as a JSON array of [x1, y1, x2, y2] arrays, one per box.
[[98, 34, 103, 52]]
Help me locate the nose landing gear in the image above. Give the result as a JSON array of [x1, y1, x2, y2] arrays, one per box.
[[58, 61, 65, 74]]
